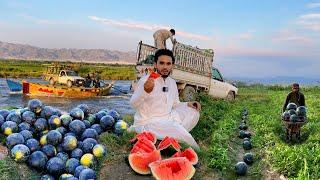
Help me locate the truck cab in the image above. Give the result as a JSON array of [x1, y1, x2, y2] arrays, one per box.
[[210, 67, 238, 100], [43, 65, 85, 87]]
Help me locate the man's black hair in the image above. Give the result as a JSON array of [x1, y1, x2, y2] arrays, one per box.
[[292, 83, 299, 88], [154, 49, 175, 64], [170, 29, 175, 35]]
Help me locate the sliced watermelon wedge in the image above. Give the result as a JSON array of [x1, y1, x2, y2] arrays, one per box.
[[149, 157, 195, 180], [157, 136, 181, 152], [130, 131, 157, 144], [149, 72, 160, 79], [172, 147, 198, 165], [131, 138, 156, 154], [129, 150, 161, 175]]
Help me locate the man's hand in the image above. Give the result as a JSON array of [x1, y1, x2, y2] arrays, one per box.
[[187, 101, 201, 111], [144, 78, 155, 93]]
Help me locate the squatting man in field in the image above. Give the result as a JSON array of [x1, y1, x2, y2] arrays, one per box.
[[153, 29, 177, 49], [129, 49, 201, 149], [282, 83, 306, 112]]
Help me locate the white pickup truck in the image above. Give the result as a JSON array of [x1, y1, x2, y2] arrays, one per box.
[[132, 41, 238, 101], [44, 70, 85, 87]]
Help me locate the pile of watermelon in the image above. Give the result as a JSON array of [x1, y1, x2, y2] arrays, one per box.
[[235, 108, 254, 176], [0, 99, 128, 179], [282, 103, 307, 122], [128, 131, 198, 179]]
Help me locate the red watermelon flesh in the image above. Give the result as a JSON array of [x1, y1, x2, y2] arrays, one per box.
[[172, 147, 198, 165], [131, 138, 156, 154], [129, 150, 161, 175], [157, 136, 181, 152], [149, 72, 160, 79], [130, 131, 157, 144], [149, 157, 195, 180]]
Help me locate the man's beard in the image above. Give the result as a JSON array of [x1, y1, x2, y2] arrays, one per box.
[[156, 69, 171, 78]]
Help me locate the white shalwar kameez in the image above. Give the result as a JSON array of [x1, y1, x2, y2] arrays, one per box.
[[128, 75, 200, 149]]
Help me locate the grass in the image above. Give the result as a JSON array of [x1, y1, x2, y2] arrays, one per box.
[[0, 59, 135, 80], [0, 86, 319, 179]]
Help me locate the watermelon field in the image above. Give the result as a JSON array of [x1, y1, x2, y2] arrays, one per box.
[[0, 85, 319, 179]]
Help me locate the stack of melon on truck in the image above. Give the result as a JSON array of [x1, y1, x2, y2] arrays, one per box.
[[132, 41, 238, 101]]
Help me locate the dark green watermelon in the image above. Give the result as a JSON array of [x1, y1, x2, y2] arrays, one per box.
[[100, 115, 115, 131], [239, 130, 246, 139], [6, 133, 25, 148], [83, 120, 91, 129], [0, 109, 10, 119], [296, 106, 307, 117], [282, 112, 290, 121], [74, 165, 87, 178], [286, 103, 297, 111], [34, 118, 48, 132], [40, 174, 55, 180], [60, 114, 73, 127], [25, 138, 40, 152], [62, 135, 78, 151], [244, 132, 252, 138], [290, 114, 299, 122], [239, 123, 248, 130], [92, 144, 107, 158], [28, 99, 43, 114], [243, 152, 254, 165], [19, 130, 33, 141], [28, 150, 48, 170], [90, 124, 103, 135], [70, 108, 84, 120], [79, 168, 96, 180], [71, 148, 84, 160], [235, 161, 247, 176], [66, 158, 80, 174], [86, 114, 96, 125], [81, 128, 98, 140], [114, 120, 128, 135], [40, 106, 55, 119], [76, 104, 90, 116], [46, 157, 65, 176], [22, 111, 36, 124], [56, 127, 68, 136], [82, 138, 98, 153], [46, 130, 62, 145], [18, 122, 31, 132], [1, 121, 18, 135], [288, 109, 297, 116], [95, 111, 108, 121], [56, 152, 69, 163], [6, 112, 22, 124], [41, 144, 57, 158], [0, 115, 4, 127], [59, 174, 77, 180], [69, 120, 86, 136], [11, 144, 30, 162], [243, 140, 252, 150], [77, 141, 84, 149], [108, 109, 121, 120], [48, 115, 61, 129]]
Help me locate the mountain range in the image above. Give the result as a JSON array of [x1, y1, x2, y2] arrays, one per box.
[[0, 41, 136, 64]]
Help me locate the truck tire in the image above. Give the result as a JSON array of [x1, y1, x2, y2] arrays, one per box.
[[226, 91, 235, 101], [67, 80, 73, 87], [49, 78, 55, 85], [180, 86, 196, 102]]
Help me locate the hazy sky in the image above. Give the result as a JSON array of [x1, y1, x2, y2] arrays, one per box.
[[0, 0, 319, 78]]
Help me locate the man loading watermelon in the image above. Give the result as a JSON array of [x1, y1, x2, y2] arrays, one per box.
[[282, 83, 306, 112], [129, 49, 201, 149]]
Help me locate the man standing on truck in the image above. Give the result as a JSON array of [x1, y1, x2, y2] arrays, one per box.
[[153, 29, 176, 49], [282, 83, 306, 112], [129, 49, 201, 149]]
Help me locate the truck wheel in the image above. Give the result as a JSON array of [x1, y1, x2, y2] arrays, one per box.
[[180, 86, 196, 102], [226, 91, 235, 101], [67, 80, 73, 87], [49, 78, 55, 85]]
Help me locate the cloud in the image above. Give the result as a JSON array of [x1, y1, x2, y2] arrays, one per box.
[[88, 16, 211, 41], [270, 30, 313, 45], [306, 2, 320, 8], [296, 13, 320, 31], [19, 14, 73, 25]]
